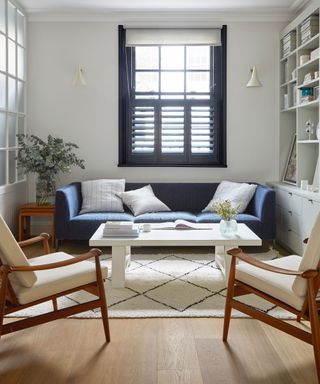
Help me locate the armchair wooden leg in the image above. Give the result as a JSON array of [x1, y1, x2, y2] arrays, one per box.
[[223, 257, 236, 342], [0, 269, 9, 339], [307, 279, 320, 382], [95, 256, 110, 343]]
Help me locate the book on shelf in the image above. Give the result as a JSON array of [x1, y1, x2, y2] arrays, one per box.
[[151, 220, 212, 230]]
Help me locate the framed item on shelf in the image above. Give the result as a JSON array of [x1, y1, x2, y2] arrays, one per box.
[[283, 135, 297, 185]]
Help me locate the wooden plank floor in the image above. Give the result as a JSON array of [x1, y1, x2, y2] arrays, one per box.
[[0, 318, 317, 384], [0, 241, 316, 383]]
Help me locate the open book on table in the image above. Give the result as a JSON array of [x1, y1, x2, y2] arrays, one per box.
[[151, 220, 212, 230]]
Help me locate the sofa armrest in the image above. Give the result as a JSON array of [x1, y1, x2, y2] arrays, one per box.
[[249, 185, 276, 239], [54, 182, 82, 240]]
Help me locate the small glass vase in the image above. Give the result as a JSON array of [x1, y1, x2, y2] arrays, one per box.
[[36, 177, 56, 205], [219, 219, 238, 236]]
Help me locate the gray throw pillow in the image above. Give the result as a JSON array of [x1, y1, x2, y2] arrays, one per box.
[[118, 185, 171, 216], [202, 180, 257, 214], [80, 179, 125, 214]]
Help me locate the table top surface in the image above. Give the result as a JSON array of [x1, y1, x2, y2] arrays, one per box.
[[89, 223, 261, 247], [19, 203, 55, 210]]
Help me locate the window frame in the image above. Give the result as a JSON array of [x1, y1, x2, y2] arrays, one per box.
[[118, 25, 227, 168], [0, 0, 26, 191]]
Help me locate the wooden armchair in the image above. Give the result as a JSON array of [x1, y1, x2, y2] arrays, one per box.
[[223, 213, 320, 381], [0, 215, 110, 342]]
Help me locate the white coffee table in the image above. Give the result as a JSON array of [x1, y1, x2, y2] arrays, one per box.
[[89, 223, 261, 288]]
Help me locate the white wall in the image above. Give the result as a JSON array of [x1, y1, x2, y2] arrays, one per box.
[[27, 20, 282, 196]]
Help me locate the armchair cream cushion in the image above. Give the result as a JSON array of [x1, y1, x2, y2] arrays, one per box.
[[11, 252, 108, 305], [0, 216, 37, 287], [292, 213, 320, 297], [236, 255, 305, 310]]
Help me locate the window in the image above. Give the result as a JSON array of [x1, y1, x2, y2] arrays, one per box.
[[0, 0, 26, 187], [118, 26, 226, 167]]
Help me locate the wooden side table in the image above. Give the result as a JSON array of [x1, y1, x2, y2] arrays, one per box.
[[19, 204, 55, 247]]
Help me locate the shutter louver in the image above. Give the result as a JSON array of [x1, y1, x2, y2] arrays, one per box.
[[131, 106, 155, 153], [191, 106, 214, 153], [161, 106, 184, 153]]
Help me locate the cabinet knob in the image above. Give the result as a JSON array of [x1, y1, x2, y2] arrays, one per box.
[[288, 210, 292, 215], [308, 199, 313, 204], [288, 229, 292, 232], [288, 192, 292, 196]]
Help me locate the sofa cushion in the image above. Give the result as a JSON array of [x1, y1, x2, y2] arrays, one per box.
[[80, 179, 125, 214], [202, 181, 257, 213], [119, 185, 171, 216], [134, 211, 197, 223]]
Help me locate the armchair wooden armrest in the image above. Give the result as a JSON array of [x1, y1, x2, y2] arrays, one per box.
[[10, 248, 102, 272], [18, 233, 50, 254], [227, 248, 305, 276]]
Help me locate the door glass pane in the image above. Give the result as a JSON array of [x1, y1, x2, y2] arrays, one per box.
[[136, 47, 159, 70], [0, 73, 6, 108], [186, 72, 210, 93], [0, 34, 6, 72], [161, 72, 184, 93], [17, 10, 24, 46], [8, 114, 16, 147], [0, 112, 6, 148], [8, 39, 16, 75], [8, 77, 16, 111], [186, 46, 210, 70], [8, 2, 16, 41], [161, 46, 184, 70], [18, 115, 24, 135], [0, 150, 6, 186], [17, 45, 24, 79], [17, 80, 24, 112], [0, 0, 5, 33], [135, 72, 159, 93], [8, 150, 16, 183]]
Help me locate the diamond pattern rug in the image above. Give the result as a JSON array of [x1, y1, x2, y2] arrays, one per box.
[[10, 249, 295, 319]]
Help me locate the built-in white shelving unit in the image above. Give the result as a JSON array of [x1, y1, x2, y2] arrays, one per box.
[[269, 1, 320, 253]]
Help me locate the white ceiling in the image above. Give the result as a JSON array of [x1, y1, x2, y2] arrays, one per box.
[[17, 0, 308, 13]]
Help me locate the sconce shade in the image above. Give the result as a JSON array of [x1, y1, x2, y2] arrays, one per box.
[[247, 66, 262, 87], [73, 65, 87, 86]]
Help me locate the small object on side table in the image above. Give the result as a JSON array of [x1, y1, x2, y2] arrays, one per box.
[[19, 203, 55, 247]]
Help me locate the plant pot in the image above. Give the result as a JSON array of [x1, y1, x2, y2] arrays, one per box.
[[219, 219, 238, 236], [36, 177, 56, 205]]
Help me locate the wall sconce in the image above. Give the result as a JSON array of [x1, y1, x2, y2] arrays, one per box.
[[246, 66, 262, 87], [73, 65, 87, 86]]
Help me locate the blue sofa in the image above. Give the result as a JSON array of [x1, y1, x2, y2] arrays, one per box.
[[54, 182, 275, 243]]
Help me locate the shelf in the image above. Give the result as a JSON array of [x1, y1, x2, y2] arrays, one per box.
[[297, 56, 319, 71], [280, 79, 297, 87], [297, 78, 319, 88], [297, 99, 319, 109], [297, 33, 320, 52], [280, 49, 297, 62], [297, 140, 319, 144], [281, 105, 297, 112]]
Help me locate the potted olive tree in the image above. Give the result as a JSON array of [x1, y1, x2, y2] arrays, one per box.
[[17, 134, 85, 205]]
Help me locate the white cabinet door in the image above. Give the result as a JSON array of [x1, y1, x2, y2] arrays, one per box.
[[302, 199, 320, 239]]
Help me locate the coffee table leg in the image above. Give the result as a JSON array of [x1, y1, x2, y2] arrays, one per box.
[[215, 245, 233, 285], [111, 246, 131, 288]]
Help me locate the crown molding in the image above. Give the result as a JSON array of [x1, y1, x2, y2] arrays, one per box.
[[290, 0, 311, 12], [27, 9, 294, 23]]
